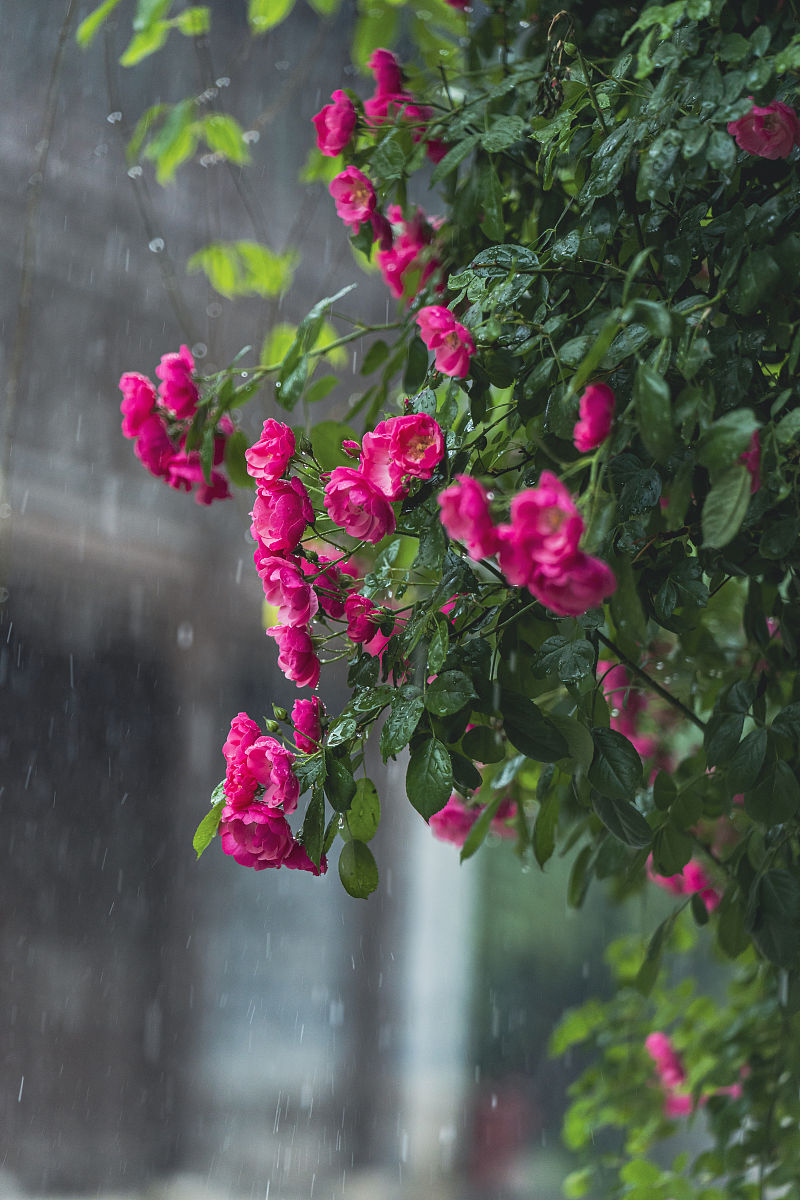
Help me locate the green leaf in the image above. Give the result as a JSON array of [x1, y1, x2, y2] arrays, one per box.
[[324, 752, 356, 812], [634, 363, 673, 462], [635, 908, 680, 995], [173, 5, 210, 35], [481, 115, 528, 152], [193, 797, 225, 859], [223, 429, 250, 488], [143, 98, 198, 180], [371, 134, 406, 182], [425, 670, 476, 717], [533, 791, 559, 867], [430, 134, 480, 184], [479, 163, 505, 242], [248, 0, 295, 32], [696, 409, 758, 477], [588, 728, 643, 799], [744, 760, 800, 824], [653, 770, 677, 810], [346, 778, 381, 843], [201, 114, 251, 164], [592, 793, 652, 848], [120, 21, 171, 66], [380, 691, 425, 760], [461, 725, 504, 764], [733, 251, 782, 316], [502, 695, 569, 762], [76, 0, 125, 47], [427, 615, 449, 675], [547, 716, 595, 771], [536, 636, 595, 683], [406, 738, 453, 820], [704, 712, 743, 767], [701, 466, 751, 548], [460, 791, 505, 862], [310, 419, 358, 468], [651, 824, 692, 875], [302, 789, 325, 867], [338, 840, 379, 898], [134, 0, 172, 28], [726, 727, 767, 792], [751, 870, 800, 966]]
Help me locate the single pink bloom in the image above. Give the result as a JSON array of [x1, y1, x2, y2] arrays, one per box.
[[740, 430, 761, 493], [134, 413, 174, 478], [255, 553, 318, 626], [312, 89, 357, 157], [155, 344, 199, 419], [251, 476, 313, 553], [245, 418, 296, 482], [647, 856, 721, 912], [430, 795, 479, 846], [573, 382, 615, 453], [728, 100, 800, 159], [527, 553, 616, 616], [416, 305, 475, 378], [245, 736, 299, 813], [291, 696, 324, 754], [425, 138, 449, 164], [344, 593, 381, 643], [496, 473, 584, 585], [367, 48, 405, 96], [376, 207, 439, 299], [219, 802, 294, 870], [119, 372, 156, 438], [360, 414, 444, 499], [223, 712, 261, 765], [329, 167, 377, 234], [166, 451, 231, 505], [195, 470, 232, 506], [323, 467, 396, 543], [438, 475, 499, 560], [358, 426, 405, 499], [267, 624, 321, 689], [443, 0, 468, 8], [663, 1092, 694, 1118]]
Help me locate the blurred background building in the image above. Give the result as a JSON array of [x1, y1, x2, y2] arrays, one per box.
[[0, 3, 614, 1197]]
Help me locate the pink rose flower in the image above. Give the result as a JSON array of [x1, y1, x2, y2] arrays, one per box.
[[194, 471, 232, 506], [416, 305, 475, 378], [359, 414, 444, 499], [527, 553, 616, 616], [223, 758, 259, 809], [645, 1032, 686, 1089], [312, 89, 357, 157], [155, 344, 199, 419], [323, 467, 396, 543], [727, 100, 800, 159], [496, 472, 583, 585], [430, 795, 479, 846], [244, 736, 299, 813], [251, 476, 313, 553], [223, 712, 261, 764], [245, 418, 296, 482], [134, 413, 174, 478], [376, 208, 440, 300], [367, 48, 405, 97], [255, 553, 318, 626], [166, 451, 231, 504], [329, 167, 377, 234], [344, 593, 381, 643], [291, 696, 324, 753], [647, 856, 721, 912], [438, 475, 499, 560], [740, 430, 761, 493], [119, 372, 156, 438], [267, 624, 321, 689], [663, 1092, 694, 1118], [573, 382, 615, 453], [219, 802, 294, 870]]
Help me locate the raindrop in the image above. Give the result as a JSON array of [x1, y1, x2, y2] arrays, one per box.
[[177, 622, 194, 650], [206, 301, 222, 318], [127, 164, 143, 178], [215, 76, 230, 87], [192, 343, 208, 359], [106, 110, 122, 123], [0, 503, 11, 520], [148, 237, 165, 253], [242, 129, 260, 144], [240, 370, 248, 378], [275, 60, 290, 71], [0, 587, 9, 604]]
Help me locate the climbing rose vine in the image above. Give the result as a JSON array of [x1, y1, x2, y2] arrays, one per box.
[[89, 0, 800, 1193]]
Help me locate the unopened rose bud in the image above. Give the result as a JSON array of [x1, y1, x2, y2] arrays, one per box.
[[272, 705, 288, 721]]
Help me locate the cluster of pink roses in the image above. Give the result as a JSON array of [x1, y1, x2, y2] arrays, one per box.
[[219, 711, 326, 874], [430, 794, 516, 847], [246, 413, 444, 689], [645, 1032, 743, 1119], [728, 99, 800, 160], [314, 50, 448, 305], [438, 471, 616, 617], [118, 345, 232, 504]]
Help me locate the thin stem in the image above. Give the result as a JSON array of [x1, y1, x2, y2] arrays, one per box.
[[597, 632, 707, 732]]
